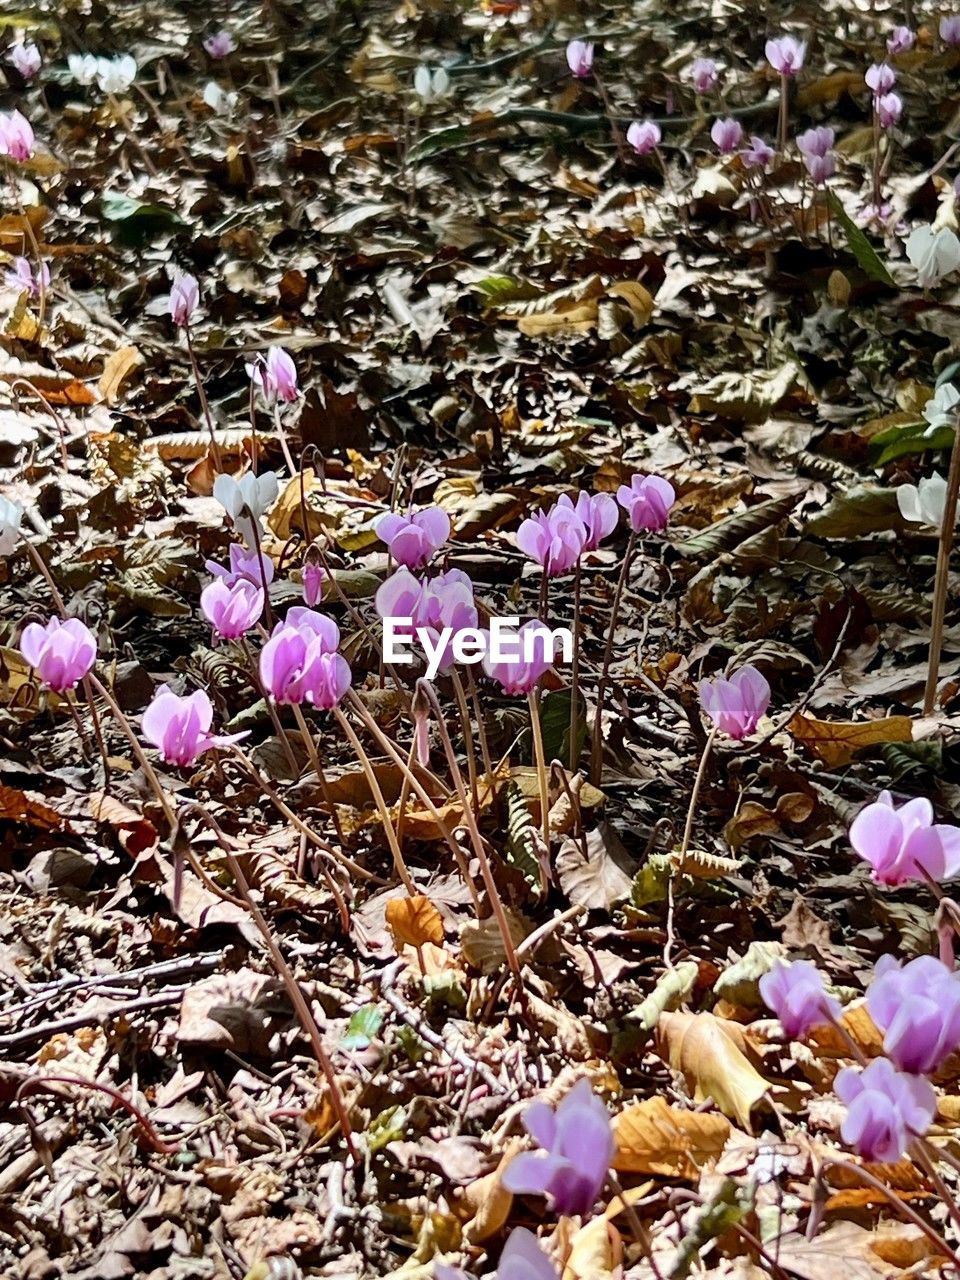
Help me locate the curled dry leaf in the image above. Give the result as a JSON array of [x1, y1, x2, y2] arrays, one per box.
[[788, 712, 915, 767], [656, 1011, 771, 1129], [385, 894, 445, 949], [561, 1215, 622, 1280]]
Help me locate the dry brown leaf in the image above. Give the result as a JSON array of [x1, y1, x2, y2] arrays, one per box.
[[458, 1137, 523, 1243], [562, 1215, 622, 1280], [607, 280, 655, 325], [0, 783, 65, 832], [788, 712, 914, 767], [613, 1095, 731, 1179], [385, 895, 445, 949], [776, 1220, 938, 1280], [809, 1003, 884, 1059], [656, 1011, 770, 1128], [89, 791, 157, 857], [98, 345, 144, 405]]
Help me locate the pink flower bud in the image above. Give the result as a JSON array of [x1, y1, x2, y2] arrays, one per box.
[[203, 30, 237, 59], [169, 272, 199, 327], [765, 34, 806, 76], [141, 685, 247, 767], [690, 57, 719, 94], [0, 110, 35, 161], [887, 26, 915, 55], [698, 664, 770, 739], [376, 507, 450, 570], [875, 91, 903, 128], [626, 119, 661, 155], [200, 577, 264, 640], [302, 559, 326, 606], [20, 616, 97, 693], [710, 116, 743, 154], [566, 40, 594, 78], [615, 474, 675, 532], [516, 504, 587, 577]]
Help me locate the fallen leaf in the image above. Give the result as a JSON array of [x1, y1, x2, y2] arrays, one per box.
[[613, 1096, 731, 1179], [788, 712, 914, 767], [385, 895, 445, 949], [656, 1011, 771, 1128], [98, 345, 144, 405]]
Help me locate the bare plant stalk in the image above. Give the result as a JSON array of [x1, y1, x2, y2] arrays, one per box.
[[272, 399, 297, 475], [777, 73, 788, 153], [465, 667, 495, 799], [924, 416, 960, 714], [289, 702, 346, 842], [527, 690, 551, 844], [589, 530, 637, 785], [665, 727, 716, 967], [183, 325, 223, 470], [569, 561, 582, 772], [450, 670, 479, 811]]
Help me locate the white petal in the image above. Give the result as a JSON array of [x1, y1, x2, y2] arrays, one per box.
[[897, 483, 923, 523]]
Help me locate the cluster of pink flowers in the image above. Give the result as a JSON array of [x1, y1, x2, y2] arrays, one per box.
[[260, 607, 351, 709], [796, 125, 836, 185], [376, 567, 478, 677]]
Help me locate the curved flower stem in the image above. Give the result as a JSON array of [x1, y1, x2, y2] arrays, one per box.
[[569, 561, 582, 772], [527, 689, 551, 845], [183, 324, 223, 471], [665, 727, 717, 967], [589, 530, 638, 786], [10, 378, 68, 469], [12, 194, 47, 328], [17, 1072, 179, 1155], [332, 708, 417, 894], [924, 417, 960, 715], [465, 667, 495, 799], [272, 399, 297, 475], [777, 73, 788, 153], [450, 670, 479, 812], [915, 1141, 960, 1238]]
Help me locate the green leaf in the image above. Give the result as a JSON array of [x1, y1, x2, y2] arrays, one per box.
[[473, 276, 543, 307], [826, 191, 895, 286], [101, 192, 187, 245], [340, 1005, 384, 1050], [868, 419, 953, 466], [539, 687, 586, 764]]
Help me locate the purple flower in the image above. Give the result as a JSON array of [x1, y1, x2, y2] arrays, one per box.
[[259, 612, 341, 706], [169, 272, 199, 327], [566, 40, 594, 78], [742, 135, 775, 169], [141, 686, 246, 767], [502, 1078, 614, 1216], [376, 568, 478, 676], [556, 491, 618, 551], [626, 119, 661, 156], [765, 35, 806, 76], [698, 664, 770, 739], [516, 505, 587, 577], [203, 30, 236, 59], [0, 109, 35, 162], [9, 43, 41, 80], [616, 473, 675, 532], [887, 26, 915, 55], [690, 57, 719, 95], [482, 620, 556, 696], [20, 617, 97, 693], [376, 507, 450, 570], [246, 345, 299, 403], [868, 954, 960, 1075], [796, 125, 835, 157], [849, 790, 960, 886], [205, 543, 274, 589], [876, 91, 902, 128], [759, 959, 840, 1039], [803, 151, 836, 185], [4, 256, 49, 297], [942, 15, 960, 46], [308, 650, 352, 709], [200, 578, 264, 640], [711, 116, 743, 154], [865, 62, 897, 95], [835, 1058, 936, 1163], [302, 560, 326, 606]]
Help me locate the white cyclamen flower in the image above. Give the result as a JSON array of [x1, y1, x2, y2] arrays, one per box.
[[923, 382, 960, 436], [0, 496, 23, 557], [68, 53, 100, 85], [905, 224, 960, 288], [897, 473, 957, 529], [202, 81, 237, 115], [413, 65, 450, 102], [96, 55, 137, 93]]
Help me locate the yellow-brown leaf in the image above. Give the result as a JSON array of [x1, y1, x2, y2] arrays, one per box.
[[385, 894, 444, 949], [788, 712, 913, 767], [656, 1011, 770, 1129], [613, 1095, 731, 1180]]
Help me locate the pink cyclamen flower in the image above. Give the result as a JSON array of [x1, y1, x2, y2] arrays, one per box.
[[876, 92, 903, 128], [141, 685, 246, 767], [835, 1058, 936, 1164], [4, 256, 49, 297], [0, 110, 35, 161], [868, 954, 960, 1075], [259, 610, 341, 705], [20, 617, 97, 693], [942, 15, 960, 46], [566, 40, 594, 78], [516, 504, 587, 577], [691, 57, 719, 95], [376, 507, 450, 570], [203, 30, 236, 59], [865, 62, 897, 95], [743, 135, 775, 169], [169, 272, 199, 327], [803, 151, 836, 185], [698, 664, 770, 739], [850, 790, 960, 886], [483, 620, 557, 696], [626, 119, 661, 155], [616, 473, 676, 532], [796, 125, 835, 157], [376, 567, 477, 676], [200, 577, 264, 640], [502, 1079, 615, 1217], [887, 26, 915, 55], [309, 650, 352, 709], [302, 560, 326, 606], [765, 35, 806, 76], [246, 345, 299, 404], [759, 959, 841, 1040], [711, 117, 743, 154], [205, 543, 274, 589], [556, 491, 618, 551], [9, 43, 41, 80]]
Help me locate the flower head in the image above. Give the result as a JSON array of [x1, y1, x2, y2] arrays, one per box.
[[302, 559, 326, 606], [376, 507, 450, 570], [942, 15, 960, 46], [876, 91, 903, 128], [482, 620, 557, 696], [516, 505, 587, 577], [626, 119, 661, 156], [803, 151, 836, 185], [698, 664, 770, 739], [0, 110, 34, 161], [905, 224, 960, 288], [376, 568, 477, 676], [690, 57, 719, 94], [887, 26, 915, 55], [309, 650, 352, 710], [835, 1058, 936, 1163], [20, 617, 97, 693], [200, 577, 264, 640], [796, 126, 835, 157], [414, 65, 450, 102], [556, 491, 618, 551], [616, 473, 675, 532], [141, 685, 246, 767], [759, 959, 840, 1039], [865, 62, 897, 95], [502, 1078, 614, 1216], [9, 43, 41, 80], [850, 790, 960, 886], [868, 954, 960, 1074], [96, 55, 136, 93], [711, 116, 743, 154], [205, 543, 275, 589], [259, 611, 341, 705], [566, 40, 594, 78], [68, 54, 99, 85], [897, 473, 955, 530], [766, 35, 806, 76], [168, 272, 199, 327], [213, 472, 279, 547], [203, 30, 237, 59], [4, 257, 49, 298], [246, 345, 299, 404], [743, 135, 775, 169], [0, 496, 23, 557]]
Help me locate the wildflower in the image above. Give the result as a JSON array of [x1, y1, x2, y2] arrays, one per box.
[[435, 1228, 559, 1280], [141, 685, 246, 766], [698, 665, 770, 739], [19, 617, 97, 693], [309, 651, 352, 709], [302, 559, 326, 606], [803, 151, 836, 185], [868, 954, 960, 1074], [897, 473, 955, 530], [202, 82, 238, 115], [743, 135, 775, 169], [376, 507, 450, 570], [502, 1078, 614, 1216], [626, 119, 661, 155], [835, 1058, 936, 1163], [850, 790, 960, 885], [414, 65, 450, 102], [68, 54, 100, 85], [96, 55, 136, 93], [482, 620, 557, 696], [0, 496, 23, 557], [259, 611, 341, 705], [876, 91, 903, 128], [887, 26, 915, 55], [4, 257, 49, 298], [711, 116, 743, 154], [865, 62, 897, 95], [376, 568, 477, 676], [9, 43, 41, 80], [765, 35, 806, 76], [285, 606, 342, 648], [690, 57, 719, 94], [0, 110, 34, 161], [205, 543, 275, 589], [246, 346, 299, 404], [566, 40, 594, 78], [213, 471, 279, 525], [516, 505, 587, 577], [905, 224, 960, 288], [556, 491, 618, 551], [759, 959, 841, 1039], [923, 383, 960, 436], [616, 473, 676, 532], [168, 272, 199, 327], [942, 15, 960, 46], [203, 30, 237, 59], [796, 125, 835, 157], [200, 578, 264, 640]]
